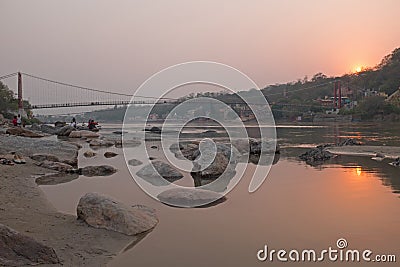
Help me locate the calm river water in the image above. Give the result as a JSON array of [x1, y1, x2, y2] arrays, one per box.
[[39, 122, 400, 266]]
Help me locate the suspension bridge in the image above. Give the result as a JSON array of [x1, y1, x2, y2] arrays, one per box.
[[0, 72, 338, 115]]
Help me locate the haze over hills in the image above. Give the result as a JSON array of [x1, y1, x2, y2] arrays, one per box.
[[33, 47, 400, 123]]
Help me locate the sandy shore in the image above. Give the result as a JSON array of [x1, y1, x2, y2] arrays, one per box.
[[326, 145, 400, 159], [0, 135, 139, 266]]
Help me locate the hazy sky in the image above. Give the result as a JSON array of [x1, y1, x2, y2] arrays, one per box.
[[1, 0, 400, 94]]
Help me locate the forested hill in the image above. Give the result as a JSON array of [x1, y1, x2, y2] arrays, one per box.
[[261, 47, 400, 103]]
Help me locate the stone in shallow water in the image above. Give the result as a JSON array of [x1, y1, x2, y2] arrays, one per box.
[[0, 223, 60, 266], [36, 160, 74, 172], [30, 153, 60, 162], [136, 161, 183, 186], [77, 192, 158, 235], [35, 173, 79, 185], [89, 139, 114, 147], [80, 165, 117, 177], [83, 150, 97, 158], [157, 188, 226, 208], [69, 130, 99, 138], [128, 159, 143, 166], [104, 151, 118, 158]]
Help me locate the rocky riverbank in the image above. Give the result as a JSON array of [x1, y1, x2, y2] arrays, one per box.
[[0, 130, 156, 266]]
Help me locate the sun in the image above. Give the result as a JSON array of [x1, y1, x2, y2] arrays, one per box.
[[354, 66, 362, 73]]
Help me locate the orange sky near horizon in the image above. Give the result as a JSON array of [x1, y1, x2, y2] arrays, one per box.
[[0, 0, 399, 92]]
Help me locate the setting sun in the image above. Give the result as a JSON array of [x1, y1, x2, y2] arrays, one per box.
[[354, 66, 362, 73]]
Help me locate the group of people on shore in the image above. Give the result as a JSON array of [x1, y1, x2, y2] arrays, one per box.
[[69, 117, 99, 130], [12, 114, 22, 127]]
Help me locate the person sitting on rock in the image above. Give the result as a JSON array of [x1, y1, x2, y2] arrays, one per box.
[[70, 117, 77, 128]]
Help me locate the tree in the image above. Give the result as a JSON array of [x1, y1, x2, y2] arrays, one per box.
[[0, 81, 18, 117]]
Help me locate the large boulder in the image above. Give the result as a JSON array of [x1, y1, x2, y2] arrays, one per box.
[[69, 130, 99, 138], [35, 160, 74, 172], [136, 161, 183, 186], [30, 153, 60, 162], [40, 124, 58, 135], [77, 192, 158, 235], [192, 152, 230, 179], [191, 140, 236, 179], [6, 127, 44, 138], [56, 125, 76, 136], [157, 188, 226, 207], [0, 223, 60, 266], [80, 165, 117, 177]]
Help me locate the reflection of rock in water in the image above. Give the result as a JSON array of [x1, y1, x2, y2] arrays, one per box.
[[249, 153, 280, 166], [157, 187, 226, 208], [136, 161, 183, 186], [121, 231, 151, 253], [191, 170, 236, 193], [35, 173, 79, 185]]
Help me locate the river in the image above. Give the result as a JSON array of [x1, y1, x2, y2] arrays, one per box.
[[38, 122, 400, 266]]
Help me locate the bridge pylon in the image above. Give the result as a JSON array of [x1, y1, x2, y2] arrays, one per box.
[[17, 72, 26, 117]]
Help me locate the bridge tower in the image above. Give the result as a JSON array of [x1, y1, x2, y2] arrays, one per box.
[[17, 72, 25, 116], [333, 80, 342, 109]]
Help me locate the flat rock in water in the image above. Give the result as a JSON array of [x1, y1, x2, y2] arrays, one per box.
[[77, 192, 158, 235], [36, 160, 74, 172], [114, 139, 141, 148], [157, 188, 226, 207], [0, 135, 78, 167], [69, 130, 99, 138], [136, 161, 183, 186], [6, 127, 44, 138], [35, 173, 79, 185], [128, 159, 143, 166], [30, 153, 60, 162], [80, 165, 117, 176], [104, 151, 118, 158], [89, 139, 114, 147], [0, 223, 60, 266]]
